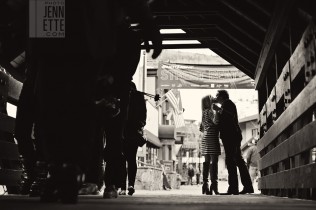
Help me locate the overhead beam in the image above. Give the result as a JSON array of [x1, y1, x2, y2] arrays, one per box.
[[254, 0, 297, 89], [216, 28, 260, 56], [211, 48, 254, 79], [219, 14, 263, 45], [217, 40, 257, 68], [153, 11, 217, 16], [244, 0, 272, 17], [141, 43, 218, 49], [220, 0, 267, 32], [158, 24, 217, 30], [161, 34, 217, 41]]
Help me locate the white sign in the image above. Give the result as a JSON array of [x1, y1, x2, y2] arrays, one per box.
[[29, 0, 65, 38]]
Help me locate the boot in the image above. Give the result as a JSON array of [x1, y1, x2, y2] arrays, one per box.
[[40, 162, 81, 204], [29, 161, 48, 197], [202, 162, 210, 195], [19, 156, 36, 195], [210, 162, 219, 195]]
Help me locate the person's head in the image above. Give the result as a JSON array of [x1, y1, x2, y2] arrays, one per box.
[[216, 90, 229, 104], [201, 95, 215, 111], [189, 164, 193, 168]]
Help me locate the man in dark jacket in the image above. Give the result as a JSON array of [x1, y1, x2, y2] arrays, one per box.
[[213, 90, 254, 195]]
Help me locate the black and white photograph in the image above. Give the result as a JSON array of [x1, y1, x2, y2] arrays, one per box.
[[0, 0, 316, 209]]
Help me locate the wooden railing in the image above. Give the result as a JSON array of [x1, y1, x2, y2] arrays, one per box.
[[0, 67, 23, 192], [257, 22, 316, 200]]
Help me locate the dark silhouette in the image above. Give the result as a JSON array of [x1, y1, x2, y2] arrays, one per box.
[[213, 90, 254, 195], [27, 0, 162, 203], [187, 164, 195, 185], [119, 82, 147, 196], [200, 95, 220, 195]]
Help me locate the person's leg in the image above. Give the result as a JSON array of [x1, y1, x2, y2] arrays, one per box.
[[202, 155, 210, 194], [125, 144, 138, 195], [209, 155, 219, 194], [235, 146, 254, 193], [222, 141, 239, 194], [37, 56, 98, 203]]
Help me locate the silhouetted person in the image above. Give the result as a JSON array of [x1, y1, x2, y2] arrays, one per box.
[[29, 0, 162, 203], [200, 95, 220, 195], [118, 82, 147, 196], [213, 90, 254, 195], [93, 0, 162, 199], [187, 164, 195, 185], [245, 139, 259, 184]]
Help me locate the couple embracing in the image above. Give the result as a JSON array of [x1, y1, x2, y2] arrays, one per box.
[[200, 90, 254, 195]]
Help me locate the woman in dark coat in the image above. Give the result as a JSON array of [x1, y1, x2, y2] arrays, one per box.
[[119, 81, 147, 196], [200, 95, 220, 195]]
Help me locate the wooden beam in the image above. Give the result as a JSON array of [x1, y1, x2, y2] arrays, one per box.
[[157, 24, 216, 30], [244, 0, 272, 18], [220, 0, 267, 32], [141, 43, 218, 49], [210, 47, 254, 78], [153, 11, 217, 16], [219, 14, 263, 46], [161, 33, 217, 41], [254, 0, 297, 89], [257, 75, 316, 153], [0, 113, 15, 133], [217, 40, 257, 68]]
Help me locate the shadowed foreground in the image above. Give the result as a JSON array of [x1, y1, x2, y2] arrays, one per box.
[[1, 186, 315, 210]]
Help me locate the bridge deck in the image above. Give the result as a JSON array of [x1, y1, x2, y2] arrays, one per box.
[[1, 185, 315, 210]]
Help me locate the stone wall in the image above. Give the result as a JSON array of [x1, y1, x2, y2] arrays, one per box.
[[135, 166, 181, 190]]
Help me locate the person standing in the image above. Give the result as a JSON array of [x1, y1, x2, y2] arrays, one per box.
[[187, 164, 195, 185], [196, 167, 201, 185], [119, 82, 147, 196], [200, 95, 220, 195], [213, 90, 254, 195], [245, 139, 260, 184]]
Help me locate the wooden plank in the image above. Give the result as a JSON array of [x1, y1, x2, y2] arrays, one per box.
[[0, 112, 15, 133], [266, 87, 276, 120], [0, 70, 9, 97], [257, 75, 316, 153], [260, 163, 316, 189], [275, 74, 285, 103], [288, 120, 316, 157], [7, 76, 22, 105], [258, 139, 289, 170], [289, 24, 310, 82], [0, 141, 19, 160], [259, 120, 316, 170], [0, 169, 22, 186], [254, 0, 296, 89]]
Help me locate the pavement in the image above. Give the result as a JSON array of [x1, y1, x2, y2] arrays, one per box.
[[1, 182, 315, 210]]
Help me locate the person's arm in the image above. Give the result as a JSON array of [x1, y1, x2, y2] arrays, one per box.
[[124, 0, 162, 59]]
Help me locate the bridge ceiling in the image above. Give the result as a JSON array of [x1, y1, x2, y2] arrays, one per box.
[[146, 0, 315, 82]]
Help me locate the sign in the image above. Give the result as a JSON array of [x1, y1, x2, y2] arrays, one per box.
[[157, 62, 255, 89], [29, 0, 65, 38]]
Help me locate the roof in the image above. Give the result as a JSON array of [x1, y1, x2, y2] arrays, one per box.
[[140, 0, 314, 90], [239, 114, 258, 123], [1, 0, 314, 91]]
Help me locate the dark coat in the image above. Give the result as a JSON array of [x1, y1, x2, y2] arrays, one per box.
[[218, 99, 242, 144], [125, 90, 147, 136]]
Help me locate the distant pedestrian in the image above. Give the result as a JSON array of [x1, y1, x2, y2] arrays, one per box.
[[196, 167, 201, 185], [245, 139, 260, 184], [187, 164, 195, 185]]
